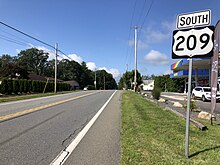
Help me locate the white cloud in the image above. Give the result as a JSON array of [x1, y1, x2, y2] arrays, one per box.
[[86, 62, 97, 71], [144, 50, 169, 65], [98, 67, 121, 78], [27, 44, 56, 60], [147, 30, 169, 43], [128, 39, 148, 49], [163, 69, 172, 75], [63, 54, 83, 63]]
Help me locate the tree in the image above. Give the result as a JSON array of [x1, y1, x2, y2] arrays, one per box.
[[95, 70, 117, 89], [78, 61, 93, 88], [17, 48, 49, 75], [118, 70, 142, 90], [154, 75, 185, 92], [44, 59, 55, 77], [0, 55, 29, 79]]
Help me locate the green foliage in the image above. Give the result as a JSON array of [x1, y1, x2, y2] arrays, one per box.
[[7, 79, 13, 94], [13, 80, 19, 94], [19, 80, 24, 93], [95, 70, 117, 90], [0, 79, 8, 94], [1, 50, 117, 90], [32, 81, 38, 93], [121, 92, 220, 164], [183, 99, 199, 112], [154, 75, 185, 92], [23, 80, 28, 93], [87, 85, 95, 90], [18, 48, 49, 75], [152, 87, 161, 100], [118, 70, 142, 90]]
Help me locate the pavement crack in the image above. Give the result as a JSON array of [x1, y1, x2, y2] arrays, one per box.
[[62, 118, 90, 147]]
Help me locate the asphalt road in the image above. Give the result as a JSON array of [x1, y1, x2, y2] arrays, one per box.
[[0, 90, 121, 165], [160, 92, 220, 114]]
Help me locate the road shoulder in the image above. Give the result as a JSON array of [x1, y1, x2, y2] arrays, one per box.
[[64, 90, 122, 165]]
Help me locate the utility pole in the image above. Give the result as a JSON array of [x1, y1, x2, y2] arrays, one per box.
[[94, 68, 97, 89], [104, 76, 106, 90], [126, 64, 128, 72], [132, 26, 140, 92], [54, 43, 58, 93]]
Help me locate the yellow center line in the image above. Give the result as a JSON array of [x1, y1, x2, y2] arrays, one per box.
[[0, 92, 97, 121]]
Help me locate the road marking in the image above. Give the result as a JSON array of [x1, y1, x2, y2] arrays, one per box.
[[0, 92, 97, 122], [50, 90, 117, 165]]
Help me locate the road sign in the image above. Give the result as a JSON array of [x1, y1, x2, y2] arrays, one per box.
[[177, 10, 211, 29], [172, 26, 214, 59]]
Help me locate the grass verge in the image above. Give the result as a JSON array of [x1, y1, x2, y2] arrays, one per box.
[[0, 91, 77, 103], [121, 91, 220, 165]]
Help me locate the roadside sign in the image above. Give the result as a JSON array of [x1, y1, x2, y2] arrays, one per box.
[[177, 10, 211, 29], [172, 26, 214, 59]]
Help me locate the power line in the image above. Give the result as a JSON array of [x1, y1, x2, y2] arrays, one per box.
[[0, 35, 27, 46], [125, 0, 138, 70], [0, 21, 55, 50], [0, 28, 31, 45], [0, 21, 75, 61], [140, 0, 155, 27], [137, 0, 147, 26]]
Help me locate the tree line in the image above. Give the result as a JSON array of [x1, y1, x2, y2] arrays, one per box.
[[118, 70, 185, 93], [0, 48, 117, 91]]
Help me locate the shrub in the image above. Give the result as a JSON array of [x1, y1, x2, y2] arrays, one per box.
[[23, 80, 28, 93], [13, 80, 19, 94], [7, 79, 13, 94], [152, 87, 161, 100], [0, 79, 8, 94], [19, 80, 24, 93], [87, 85, 96, 90]]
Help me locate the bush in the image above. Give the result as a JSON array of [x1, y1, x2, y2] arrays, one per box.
[[152, 87, 161, 100], [23, 79, 28, 93], [87, 85, 96, 90], [19, 80, 24, 93], [0, 79, 8, 94], [7, 79, 13, 94], [13, 80, 19, 94]]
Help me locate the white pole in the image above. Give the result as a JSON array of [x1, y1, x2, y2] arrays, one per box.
[[134, 26, 138, 92], [185, 58, 193, 158], [54, 43, 58, 93]]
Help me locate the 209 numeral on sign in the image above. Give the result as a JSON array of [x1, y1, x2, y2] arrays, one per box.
[[172, 26, 214, 59]]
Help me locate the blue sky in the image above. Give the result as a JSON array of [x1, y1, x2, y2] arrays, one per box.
[[0, 0, 219, 80]]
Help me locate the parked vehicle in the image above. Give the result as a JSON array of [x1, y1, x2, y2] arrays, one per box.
[[192, 86, 220, 102]]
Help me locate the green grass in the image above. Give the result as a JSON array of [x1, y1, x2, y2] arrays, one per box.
[[0, 91, 77, 103], [121, 92, 220, 165]]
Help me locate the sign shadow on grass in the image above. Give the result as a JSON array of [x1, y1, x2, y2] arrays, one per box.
[[189, 145, 220, 158]]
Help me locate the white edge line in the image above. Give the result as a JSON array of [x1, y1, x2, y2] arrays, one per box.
[[50, 90, 117, 165]]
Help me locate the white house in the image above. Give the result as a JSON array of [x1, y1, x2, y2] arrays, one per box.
[[141, 80, 154, 91]]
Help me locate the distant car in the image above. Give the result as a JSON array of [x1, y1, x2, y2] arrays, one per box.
[[83, 87, 88, 91], [192, 86, 220, 102]]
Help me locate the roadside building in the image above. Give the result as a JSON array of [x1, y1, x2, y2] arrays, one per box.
[[170, 54, 220, 93], [141, 80, 154, 91]]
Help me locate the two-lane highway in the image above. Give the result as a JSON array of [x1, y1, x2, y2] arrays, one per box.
[[0, 90, 121, 165]]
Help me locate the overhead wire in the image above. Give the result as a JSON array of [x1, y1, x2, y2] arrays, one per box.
[[140, 0, 155, 28], [0, 28, 32, 45], [125, 0, 138, 71], [0, 21, 74, 61], [0, 34, 28, 46], [136, 0, 147, 26]]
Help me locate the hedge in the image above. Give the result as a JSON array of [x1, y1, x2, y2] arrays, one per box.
[[0, 79, 71, 95]]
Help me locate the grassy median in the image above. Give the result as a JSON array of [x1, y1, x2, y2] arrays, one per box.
[[121, 91, 220, 165]]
